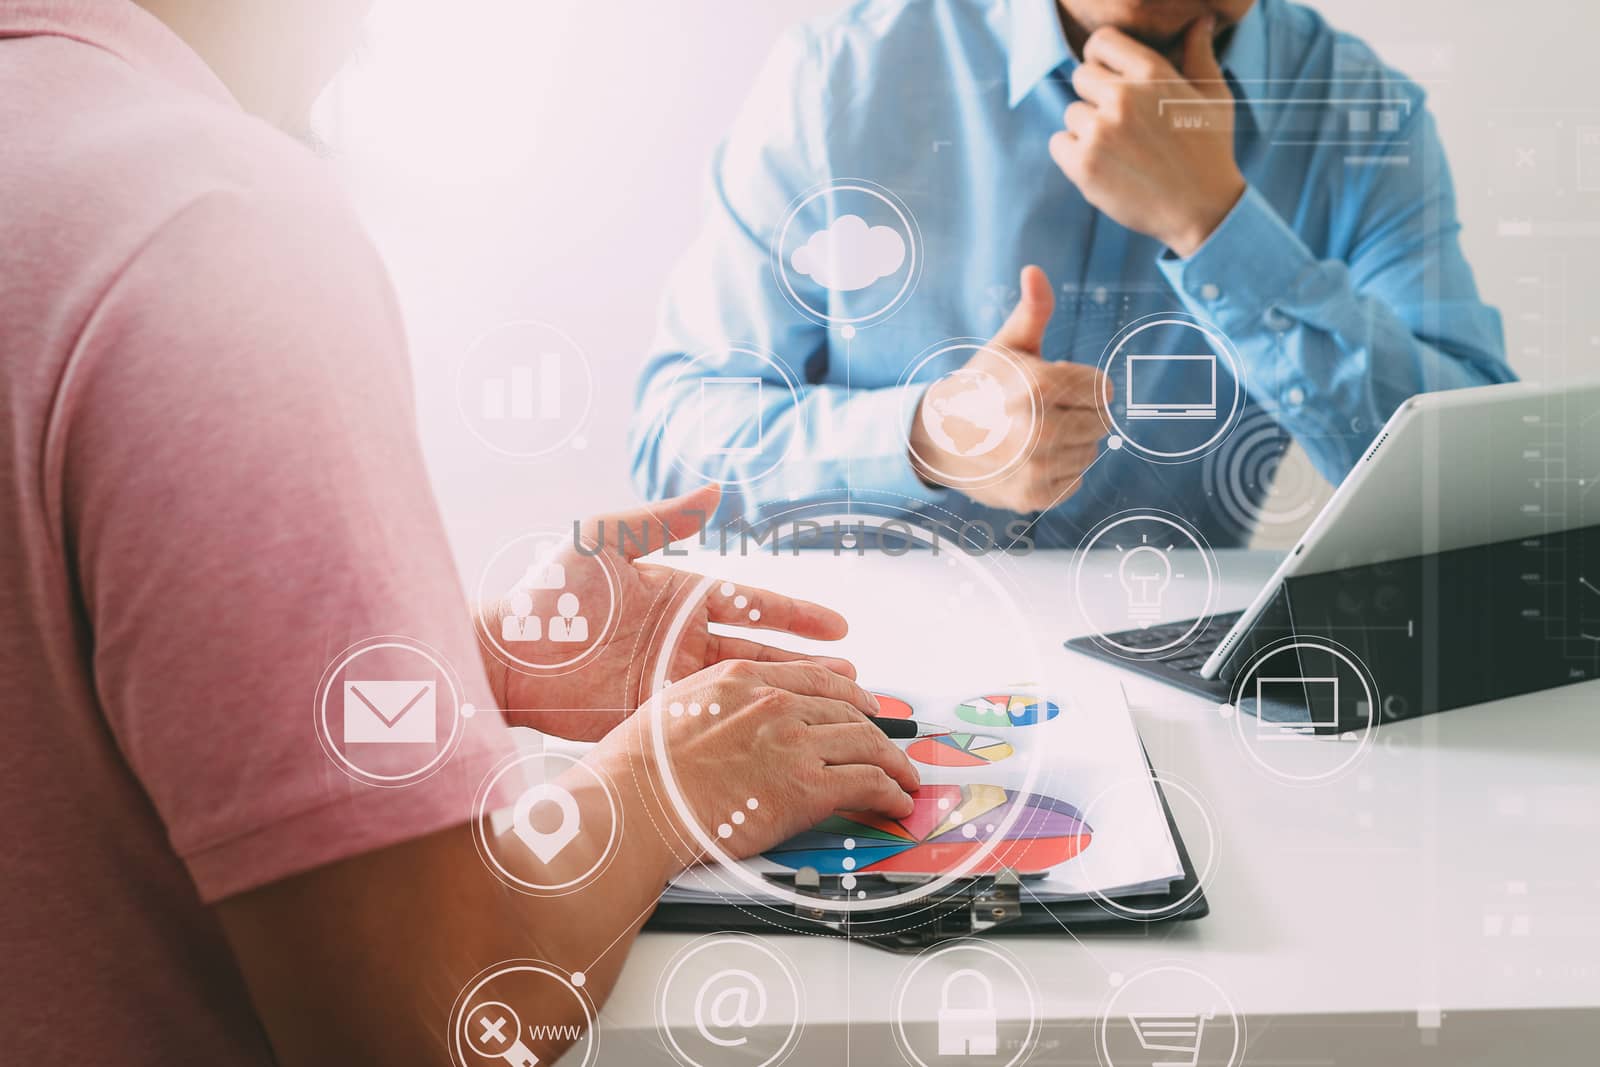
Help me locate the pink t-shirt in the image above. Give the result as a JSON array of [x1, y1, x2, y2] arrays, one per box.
[[0, 3, 514, 1060]]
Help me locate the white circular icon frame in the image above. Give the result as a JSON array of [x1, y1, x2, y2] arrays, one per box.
[[1079, 773, 1220, 921], [1225, 636, 1381, 785], [1097, 314, 1246, 464], [656, 934, 805, 1067], [455, 319, 595, 461], [1203, 409, 1324, 539], [449, 959, 597, 1067], [1072, 510, 1221, 660], [1096, 963, 1244, 1067], [772, 179, 922, 329], [645, 513, 1050, 917], [313, 635, 467, 788], [472, 749, 622, 896], [897, 339, 1042, 491], [891, 939, 1041, 1067], [654, 343, 806, 489], [475, 530, 622, 677]]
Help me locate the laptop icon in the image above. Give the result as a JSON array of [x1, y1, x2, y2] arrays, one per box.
[[1254, 676, 1339, 740], [1126, 354, 1218, 420]]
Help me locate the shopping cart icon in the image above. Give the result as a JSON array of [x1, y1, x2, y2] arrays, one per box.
[[1126, 1009, 1215, 1067]]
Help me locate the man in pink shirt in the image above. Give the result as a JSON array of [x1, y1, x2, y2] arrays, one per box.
[[0, 1, 921, 1062]]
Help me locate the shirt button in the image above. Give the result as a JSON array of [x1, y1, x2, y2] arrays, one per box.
[[1287, 386, 1306, 407], [1199, 283, 1221, 302]]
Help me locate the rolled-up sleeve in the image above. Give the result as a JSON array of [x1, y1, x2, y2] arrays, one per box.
[[1158, 103, 1512, 482], [629, 25, 955, 529]]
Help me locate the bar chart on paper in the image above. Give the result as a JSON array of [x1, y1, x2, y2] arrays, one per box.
[[481, 351, 562, 421]]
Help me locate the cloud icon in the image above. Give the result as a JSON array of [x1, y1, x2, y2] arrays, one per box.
[[789, 214, 907, 292]]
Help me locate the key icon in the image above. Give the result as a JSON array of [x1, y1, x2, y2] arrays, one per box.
[[465, 1002, 539, 1066]]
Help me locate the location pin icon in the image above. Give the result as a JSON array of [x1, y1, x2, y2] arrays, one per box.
[[511, 783, 582, 863]]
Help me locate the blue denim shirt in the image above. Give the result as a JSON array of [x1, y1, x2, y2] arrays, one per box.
[[630, 0, 1510, 546]]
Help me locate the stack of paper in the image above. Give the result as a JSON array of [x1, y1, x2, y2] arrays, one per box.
[[660, 679, 1184, 908]]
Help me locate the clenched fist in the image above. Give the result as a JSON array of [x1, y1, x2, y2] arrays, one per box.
[[1051, 17, 1247, 258], [909, 266, 1110, 514]]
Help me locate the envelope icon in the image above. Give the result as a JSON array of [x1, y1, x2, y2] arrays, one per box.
[[343, 680, 436, 745]]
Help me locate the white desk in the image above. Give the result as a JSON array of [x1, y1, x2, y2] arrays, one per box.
[[585, 549, 1600, 1065]]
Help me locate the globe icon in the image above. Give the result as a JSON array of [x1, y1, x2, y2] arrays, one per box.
[[921, 369, 1009, 458]]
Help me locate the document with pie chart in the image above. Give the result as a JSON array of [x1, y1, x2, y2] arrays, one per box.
[[662, 680, 1185, 906], [762, 784, 1092, 876]]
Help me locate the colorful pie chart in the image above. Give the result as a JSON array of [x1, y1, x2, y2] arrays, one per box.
[[906, 732, 1015, 768], [956, 693, 1060, 728], [764, 783, 1092, 876], [871, 693, 914, 720]]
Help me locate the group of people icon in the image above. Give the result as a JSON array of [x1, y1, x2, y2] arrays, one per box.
[[500, 561, 589, 645]]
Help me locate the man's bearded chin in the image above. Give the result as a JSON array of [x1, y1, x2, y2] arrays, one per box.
[[1109, 15, 1227, 64]]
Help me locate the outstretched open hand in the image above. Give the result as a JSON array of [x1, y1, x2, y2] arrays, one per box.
[[480, 486, 859, 741]]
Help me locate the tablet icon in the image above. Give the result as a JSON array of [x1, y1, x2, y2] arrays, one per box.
[[699, 377, 765, 457]]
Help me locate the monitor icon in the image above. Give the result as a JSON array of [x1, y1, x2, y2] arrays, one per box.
[[1254, 676, 1339, 739], [1126, 354, 1218, 420]]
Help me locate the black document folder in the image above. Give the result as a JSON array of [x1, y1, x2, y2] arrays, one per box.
[[644, 750, 1208, 953]]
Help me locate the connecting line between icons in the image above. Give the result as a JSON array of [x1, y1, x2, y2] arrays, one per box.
[[845, 332, 854, 514], [1017, 881, 1118, 977], [1001, 447, 1111, 554], [583, 893, 667, 976], [501, 708, 637, 716]]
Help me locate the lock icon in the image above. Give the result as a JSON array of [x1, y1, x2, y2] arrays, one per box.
[[937, 968, 998, 1056]]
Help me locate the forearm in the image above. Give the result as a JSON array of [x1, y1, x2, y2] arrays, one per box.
[[632, 373, 953, 526], [217, 751, 686, 1066], [1159, 185, 1511, 482], [494, 745, 693, 1026]]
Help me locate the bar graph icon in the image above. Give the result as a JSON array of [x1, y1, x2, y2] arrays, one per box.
[[481, 352, 562, 421]]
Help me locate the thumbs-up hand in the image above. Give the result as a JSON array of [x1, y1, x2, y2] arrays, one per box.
[[908, 266, 1110, 514], [1049, 16, 1246, 258]]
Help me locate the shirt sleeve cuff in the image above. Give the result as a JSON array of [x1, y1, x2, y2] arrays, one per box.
[[1157, 184, 1318, 331]]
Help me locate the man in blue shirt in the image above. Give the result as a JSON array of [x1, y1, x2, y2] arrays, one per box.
[[630, 0, 1511, 547]]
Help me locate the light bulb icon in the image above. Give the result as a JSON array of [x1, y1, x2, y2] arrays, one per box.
[[1119, 543, 1173, 627]]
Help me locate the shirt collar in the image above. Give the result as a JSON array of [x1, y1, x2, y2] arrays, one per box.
[[1007, 0, 1273, 128], [1007, 0, 1074, 109], [0, 0, 235, 107]]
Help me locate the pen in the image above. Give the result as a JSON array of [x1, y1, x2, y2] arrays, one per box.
[[867, 715, 950, 740]]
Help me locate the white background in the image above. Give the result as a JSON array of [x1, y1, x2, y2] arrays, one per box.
[[324, 0, 1600, 571]]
